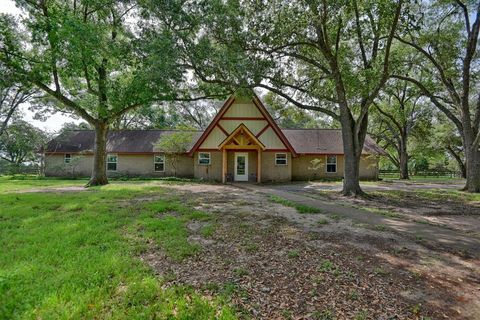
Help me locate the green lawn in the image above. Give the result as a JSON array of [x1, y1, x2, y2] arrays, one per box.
[[0, 178, 235, 319], [0, 175, 87, 192]]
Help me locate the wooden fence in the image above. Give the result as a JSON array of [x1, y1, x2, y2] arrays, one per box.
[[379, 169, 462, 178]]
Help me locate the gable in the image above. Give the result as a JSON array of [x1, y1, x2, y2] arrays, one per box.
[[192, 93, 296, 155]]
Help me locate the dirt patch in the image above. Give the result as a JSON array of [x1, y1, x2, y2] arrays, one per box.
[[307, 188, 480, 236], [140, 184, 479, 319]]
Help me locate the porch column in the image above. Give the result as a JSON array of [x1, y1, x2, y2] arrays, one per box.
[[222, 148, 227, 184], [257, 148, 261, 183]]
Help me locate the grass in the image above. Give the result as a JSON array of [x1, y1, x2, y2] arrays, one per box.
[[0, 178, 235, 319], [371, 188, 480, 203], [270, 195, 322, 214], [0, 175, 87, 192]]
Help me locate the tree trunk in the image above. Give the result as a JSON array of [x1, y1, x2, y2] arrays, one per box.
[[459, 161, 467, 179], [342, 146, 363, 196], [446, 146, 466, 178], [465, 147, 480, 192], [341, 114, 367, 196], [87, 122, 109, 186], [398, 132, 409, 179]]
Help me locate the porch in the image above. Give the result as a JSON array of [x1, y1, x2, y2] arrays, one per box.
[[220, 124, 265, 183]]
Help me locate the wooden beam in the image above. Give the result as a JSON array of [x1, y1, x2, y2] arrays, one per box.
[[257, 150, 262, 183], [221, 117, 265, 120], [222, 148, 227, 184], [224, 145, 259, 150]]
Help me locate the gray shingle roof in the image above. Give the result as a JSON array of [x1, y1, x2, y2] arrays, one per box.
[[281, 129, 386, 155], [45, 130, 202, 154], [45, 129, 385, 155]]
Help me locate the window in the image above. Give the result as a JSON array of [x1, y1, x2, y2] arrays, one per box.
[[275, 153, 287, 165], [154, 155, 165, 172], [107, 154, 118, 171], [326, 155, 337, 173], [198, 152, 211, 165], [64, 154, 71, 164]]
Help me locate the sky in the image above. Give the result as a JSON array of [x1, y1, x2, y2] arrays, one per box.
[[1, 0, 79, 132]]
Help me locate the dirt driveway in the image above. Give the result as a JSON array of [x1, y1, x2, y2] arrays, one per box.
[[258, 181, 480, 236], [145, 183, 480, 319]]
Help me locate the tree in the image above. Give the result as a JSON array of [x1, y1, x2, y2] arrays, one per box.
[[111, 100, 219, 130], [393, 0, 480, 192], [432, 116, 466, 178], [155, 131, 195, 176], [370, 79, 431, 179], [0, 69, 35, 137], [0, 120, 46, 166], [164, 0, 404, 195], [263, 92, 334, 129], [0, 1, 187, 186]]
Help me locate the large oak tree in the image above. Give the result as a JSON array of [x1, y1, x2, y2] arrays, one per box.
[[393, 0, 480, 192], [0, 0, 187, 186], [174, 0, 404, 195]]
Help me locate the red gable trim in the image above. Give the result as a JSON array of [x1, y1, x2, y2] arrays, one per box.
[[255, 124, 270, 138], [188, 96, 235, 156], [252, 95, 297, 156], [222, 117, 265, 120], [189, 93, 298, 157], [216, 123, 229, 136]]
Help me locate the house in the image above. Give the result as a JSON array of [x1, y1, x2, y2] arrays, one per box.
[[44, 94, 385, 182]]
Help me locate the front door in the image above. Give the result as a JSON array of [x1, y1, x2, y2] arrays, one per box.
[[234, 152, 248, 182]]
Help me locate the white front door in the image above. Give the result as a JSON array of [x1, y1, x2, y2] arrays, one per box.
[[234, 152, 248, 182]]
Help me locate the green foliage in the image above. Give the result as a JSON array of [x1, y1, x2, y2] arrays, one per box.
[[263, 92, 333, 129], [270, 195, 322, 214], [0, 120, 47, 165], [155, 131, 195, 155], [0, 179, 235, 319], [155, 131, 195, 176]]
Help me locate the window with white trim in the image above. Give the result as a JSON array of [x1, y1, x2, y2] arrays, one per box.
[[154, 154, 165, 172], [326, 155, 337, 173], [107, 154, 118, 171], [198, 152, 211, 165], [275, 153, 287, 165], [64, 154, 72, 164]]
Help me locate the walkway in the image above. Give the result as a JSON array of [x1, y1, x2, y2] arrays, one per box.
[[241, 184, 480, 258]]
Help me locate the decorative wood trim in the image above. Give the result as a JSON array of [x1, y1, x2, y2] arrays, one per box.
[[298, 153, 344, 156], [220, 148, 258, 152], [252, 96, 297, 156], [216, 123, 229, 136], [263, 149, 289, 152], [197, 148, 220, 152], [221, 117, 266, 120], [188, 96, 236, 155], [223, 145, 260, 150], [218, 124, 266, 150], [255, 124, 270, 138], [257, 150, 262, 183], [222, 148, 227, 184]]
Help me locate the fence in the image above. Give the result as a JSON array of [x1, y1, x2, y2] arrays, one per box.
[[379, 169, 462, 178], [0, 164, 42, 175]]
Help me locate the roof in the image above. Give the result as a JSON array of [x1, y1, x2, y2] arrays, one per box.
[[45, 130, 202, 154], [45, 129, 385, 155], [282, 129, 386, 155]]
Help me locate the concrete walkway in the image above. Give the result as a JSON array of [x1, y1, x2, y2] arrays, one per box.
[[241, 184, 480, 258]]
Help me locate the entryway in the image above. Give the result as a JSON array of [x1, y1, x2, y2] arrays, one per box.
[[234, 152, 248, 181]]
